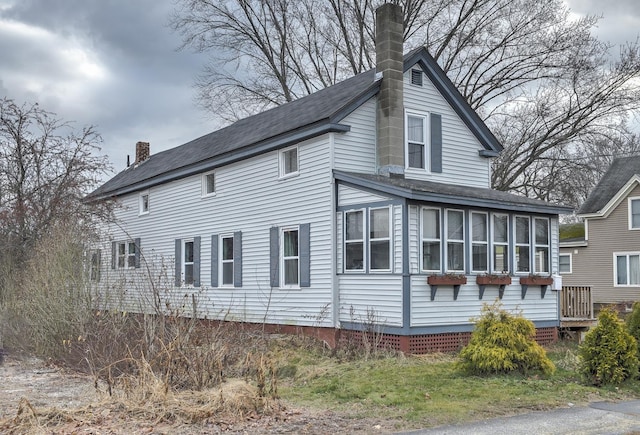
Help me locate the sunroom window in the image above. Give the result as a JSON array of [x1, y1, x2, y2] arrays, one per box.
[[421, 208, 441, 271], [515, 216, 530, 273], [369, 208, 390, 271], [446, 209, 465, 272], [471, 212, 488, 273]]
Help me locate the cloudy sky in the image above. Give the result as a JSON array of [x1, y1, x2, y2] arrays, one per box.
[[0, 0, 639, 177]]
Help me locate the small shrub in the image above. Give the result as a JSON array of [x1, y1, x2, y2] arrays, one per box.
[[458, 302, 555, 375], [626, 302, 640, 360], [579, 308, 638, 386]]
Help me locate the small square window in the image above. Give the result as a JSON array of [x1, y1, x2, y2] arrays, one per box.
[[202, 172, 215, 196], [139, 192, 149, 215], [279, 146, 299, 177]]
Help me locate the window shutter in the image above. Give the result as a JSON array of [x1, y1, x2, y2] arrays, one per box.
[[193, 236, 201, 287], [234, 231, 243, 287], [300, 223, 311, 287], [270, 227, 279, 287], [174, 239, 181, 287], [211, 234, 219, 287], [134, 238, 141, 268], [96, 249, 102, 282], [111, 241, 116, 269], [430, 113, 442, 173]]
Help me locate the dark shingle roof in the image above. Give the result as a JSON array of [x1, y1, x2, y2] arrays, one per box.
[[334, 171, 572, 215], [578, 155, 640, 214]]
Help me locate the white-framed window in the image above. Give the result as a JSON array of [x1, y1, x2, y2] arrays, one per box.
[[279, 146, 299, 178], [281, 227, 300, 287], [345, 210, 365, 271], [471, 212, 488, 273], [514, 216, 530, 273], [559, 253, 572, 274], [421, 207, 441, 272], [629, 197, 640, 229], [220, 234, 234, 286], [201, 171, 215, 197], [534, 218, 550, 274], [369, 207, 391, 271], [139, 191, 149, 215], [445, 209, 465, 272], [183, 239, 195, 286], [405, 111, 428, 170], [492, 213, 509, 273], [614, 252, 640, 286], [117, 241, 137, 269]]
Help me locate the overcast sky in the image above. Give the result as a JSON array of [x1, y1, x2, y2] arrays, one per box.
[[0, 0, 639, 176]]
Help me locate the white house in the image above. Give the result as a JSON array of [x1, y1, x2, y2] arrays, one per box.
[[87, 4, 571, 353]]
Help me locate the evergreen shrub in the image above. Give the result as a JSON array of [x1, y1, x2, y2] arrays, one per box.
[[626, 302, 640, 360]]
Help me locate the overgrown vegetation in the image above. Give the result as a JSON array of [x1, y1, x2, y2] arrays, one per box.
[[626, 302, 640, 361], [579, 308, 639, 386], [458, 302, 555, 375]]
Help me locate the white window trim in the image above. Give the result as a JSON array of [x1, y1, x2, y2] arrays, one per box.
[[444, 208, 465, 273], [533, 217, 550, 274], [117, 241, 136, 269], [368, 206, 392, 272], [404, 110, 430, 172], [279, 145, 299, 179], [514, 215, 531, 274], [614, 251, 640, 287], [139, 190, 149, 215], [344, 209, 366, 273], [471, 211, 489, 273], [420, 207, 441, 273], [281, 226, 300, 289], [628, 197, 640, 230], [559, 253, 572, 274], [491, 213, 509, 274], [201, 171, 216, 197], [219, 233, 234, 287], [182, 239, 195, 287]]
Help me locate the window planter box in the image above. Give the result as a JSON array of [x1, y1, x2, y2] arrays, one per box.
[[476, 274, 511, 300], [519, 275, 553, 299], [427, 274, 467, 301]]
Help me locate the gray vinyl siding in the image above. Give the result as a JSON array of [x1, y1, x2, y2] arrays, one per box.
[[338, 275, 404, 326], [333, 98, 377, 173], [565, 185, 640, 303], [99, 134, 335, 327], [404, 69, 491, 188], [338, 184, 391, 206]]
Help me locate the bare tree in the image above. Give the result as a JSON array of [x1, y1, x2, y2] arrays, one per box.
[[171, 0, 640, 205]]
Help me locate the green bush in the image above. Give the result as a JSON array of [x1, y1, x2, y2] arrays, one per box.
[[627, 302, 640, 360], [458, 302, 555, 375], [579, 308, 638, 386]]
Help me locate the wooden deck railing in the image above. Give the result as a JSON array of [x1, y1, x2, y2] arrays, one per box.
[[561, 286, 593, 319]]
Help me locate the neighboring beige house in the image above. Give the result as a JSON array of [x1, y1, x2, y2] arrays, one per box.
[[560, 156, 640, 310]]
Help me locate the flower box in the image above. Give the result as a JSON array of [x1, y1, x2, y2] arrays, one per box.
[[519, 275, 553, 286], [476, 275, 511, 286], [427, 274, 467, 286]]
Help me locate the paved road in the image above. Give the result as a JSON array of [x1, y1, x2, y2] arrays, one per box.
[[402, 400, 640, 435]]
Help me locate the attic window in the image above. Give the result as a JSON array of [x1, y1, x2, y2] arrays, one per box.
[[411, 69, 423, 86]]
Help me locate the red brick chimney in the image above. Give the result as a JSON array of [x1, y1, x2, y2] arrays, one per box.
[[376, 3, 404, 176], [134, 141, 150, 165]]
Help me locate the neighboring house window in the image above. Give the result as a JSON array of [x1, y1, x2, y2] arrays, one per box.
[[534, 218, 550, 274], [515, 216, 530, 273], [406, 112, 427, 169], [174, 237, 200, 287], [421, 207, 441, 272], [112, 239, 140, 270], [559, 253, 572, 274], [211, 232, 242, 288], [345, 210, 365, 271], [270, 224, 310, 288], [445, 209, 465, 272], [279, 146, 299, 177], [89, 249, 101, 281], [615, 252, 640, 286], [202, 171, 215, 196], [369, 207, 390, 271], [492, 214, 509, 273], [139, 191, 149, 215], [629, 197, 640, 229], [471, 212, 488, 273]]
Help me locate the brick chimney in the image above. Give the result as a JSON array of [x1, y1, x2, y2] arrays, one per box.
[[376, 3, 404, 176], [134, 141, 150, 165]]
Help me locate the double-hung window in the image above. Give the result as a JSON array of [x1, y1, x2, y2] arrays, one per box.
[[282, 227, 299, 287], [421, 207, 441, 272], [345, 210, 364, 271], [202, 171, 215, 196], [139, 191, 149, 215], [369, 208, 390, 271], [183, 240, 195, 285], [492, 214, 509, 273], [117, 241, 137, 268], [406, 112, 427, 169], [446, 209, 465, 272], [515, 216, 531, 273], [471, 212, 488, 273], [221, 235, 234, 286], [629, 197, 640, 229], [279, 146, 299, 177], [559, 253, 572, 274], [533, 218, 550, 274], [615, 253, 640, 286], [211, 232, 242, 288], [270, 225, 310, 288]]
